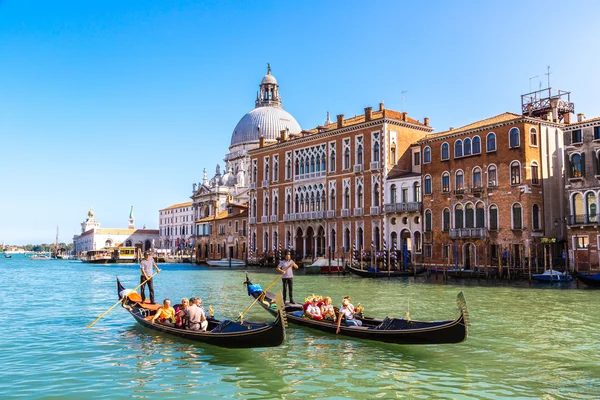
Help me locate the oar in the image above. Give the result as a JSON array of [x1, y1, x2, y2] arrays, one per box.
[[237, 272, 285, 321], [86, 271, 159, 329]]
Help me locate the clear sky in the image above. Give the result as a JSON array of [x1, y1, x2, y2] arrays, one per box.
[[1, 0, 599, 245]]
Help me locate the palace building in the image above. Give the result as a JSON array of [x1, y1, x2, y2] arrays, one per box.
[[158, 201, 194, 253]]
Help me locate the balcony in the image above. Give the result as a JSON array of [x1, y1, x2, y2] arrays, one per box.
[[353, 164, 364, 173], [568, 214, 600, 226], [293, 171, 327, 182], [249, 182, 257, 190], [327, 210, 336, 218], [354, 208, 364, 217], [449, 228, 487, 239], [471, 186, 484, 195], [370, 161, 380, 171], [383, 202, 422, 213], [249, 217, 257, 224], [341, 209, 351, 217], [270, 215, 278, 223], [283, 214, 295, 221], [260, 216, 269, 223], [370, 206, 380, 215], [261, 180, 270, 188], [454, 188, 466, 196]]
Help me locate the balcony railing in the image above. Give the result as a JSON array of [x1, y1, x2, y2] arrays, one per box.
[[568, 214, 600, 226], [370, 206, 380, 215], [353, 164, 364, 173], [249, 217, 257, 224], [270, 215, 278, 223], [283, 211, 326, 221], [354, 208, 364, 217], [260, 216, 269, 223], [471, 186, 484, 194], [261, 180, 270, 188], [327, 210, 336, 218], [293, 171, 327, 182], [370, 161, 380, 171], [341, 209, 351, 217], [249, 182, 257, 190], [383, 202, 422, 213], [449, 228, 487, 239], [454, 188, 466, 195]]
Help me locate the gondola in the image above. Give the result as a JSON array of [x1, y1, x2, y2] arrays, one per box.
[[531, 269, 572, 282], [244, 272, 469, 345], [345, 264, 426, 278], [576, 272, 600, 288], [117, 278, 287, 348]]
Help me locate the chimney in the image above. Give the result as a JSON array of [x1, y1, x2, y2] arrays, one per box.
[[577, 113, 586, 123], [402, 112, 408, 122], [449, 127, 454, 131], [365, 107, 372, 121], [424, 117, 430, 127], [280, 129, 288, 142], [563, 113, 571, 124], [337, 114, 344, 128], [259, 136, 265, 148], [379, 101, 385, 111]]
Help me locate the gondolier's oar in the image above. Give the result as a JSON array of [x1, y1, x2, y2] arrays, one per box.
[[86, 271, 160, 329], [237, 271, 286, 321]]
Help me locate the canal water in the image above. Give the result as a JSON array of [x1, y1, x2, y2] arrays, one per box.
[[0, 257, 598, 399]]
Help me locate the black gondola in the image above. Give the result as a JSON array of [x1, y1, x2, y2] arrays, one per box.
[[345, 264, 427, 278], [117, 278, 287, 348], [576, 272, 600, 288], [244, 273, 469, 345]]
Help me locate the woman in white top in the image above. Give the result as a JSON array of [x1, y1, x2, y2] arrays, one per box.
[[305, 297, 323, 320], [336, 297, 363, 333]]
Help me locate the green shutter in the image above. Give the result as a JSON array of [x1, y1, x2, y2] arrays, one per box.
[[566, 156, 572, 178], [594, 152, 598, 176], [581, 152, 586, 176]]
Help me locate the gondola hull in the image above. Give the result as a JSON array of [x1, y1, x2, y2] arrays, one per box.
[[346, 264, 426, 278], [244, 273, 469, 345], [576, 272, 600, 287], [117, 278, 286, 348]]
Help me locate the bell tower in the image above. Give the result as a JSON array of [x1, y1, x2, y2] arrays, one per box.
[[128, 206, 135, 229], [255, 63, 282, 108]]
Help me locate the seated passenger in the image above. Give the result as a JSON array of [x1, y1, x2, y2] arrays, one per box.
[[175, 297, 189, 328], [151, 298, 176, 326], [336, 297, 363, 333], [184, 298, 208, 331], [320, 296, 336, 320], [305, 297, 323, 320]]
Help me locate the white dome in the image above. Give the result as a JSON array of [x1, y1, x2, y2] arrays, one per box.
[[261, 74, 277, 85], [230, 106, 302, 146]]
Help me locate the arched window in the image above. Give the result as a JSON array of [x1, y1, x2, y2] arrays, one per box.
[[510, 161, 521, 185], [455, 140, 463, 158], [390, 184, 397, 203], [330, 189, 336, 211], [442, 172, 450, 192], [357, 227, 364, 250], [442, 208, 450, 232], [455, 204, 464, 228], [488, 164, 498, 187], [252, 199, 257, 217], [530, 128, 538, 146], [373, 183, 380, 207], [321, 154, 326, 171], [263, 232, 269, 253], [570, 153, 584, 178], [300, 194, 305, 212], [344, 228, 350, 252], [586, 192, 598, 223], [286, 159, 291, 179], [414, 182, 421, 202], [304, 158, 309, 174], [330, 151, 335, 172], [373, 142, 380, 162], [315, 192, 320, 211], [294, 194, 299, 213], [512, 203, 523, 229], [299, 158, 304, 175], [489, 204, 498, 230], [572, 193, 584, 224], [273, 196, 278, 215], [464, 138, 472, 156], [473, 167, 482, 188], [414, 232, 422, 253], [487, 133, 496, 152], [476, 203, 485, 228], [441, 143, 449, 160], [264, 197, 269, 216], [321, 190, 326, 210], [509, 128, 520, 148], [531, 161, 539, 185], [391, 144, 396, 163], [532, 204, 541, 230], [472, 136, 481, 154], [401, 185, 409, 202], [424, 175, 432, 195], [295, 159, 300, 175], [425, 209, 432, 232], [357, 186, 363, 208], [344, 187, 350, 209], [455, 170, 464, 190], [286, 194, 291, 214], [310, 192, 315, 211], [357, 145, 363, 165], [465, 204, 475, 228], [423, 146, 431, 163], [315, 155, 321, 172], [344, 148, 350, 169], [310, 156, 315, 173]]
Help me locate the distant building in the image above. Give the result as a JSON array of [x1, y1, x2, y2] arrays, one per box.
[[72, 208, 158, 255], [196, 202, 248, 261], [158, 201, 194, 253]]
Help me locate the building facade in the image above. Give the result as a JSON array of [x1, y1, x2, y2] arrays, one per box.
[[196, 202, 248, 261], [158, 201, 194, 253], [247, 104, 433, 262]]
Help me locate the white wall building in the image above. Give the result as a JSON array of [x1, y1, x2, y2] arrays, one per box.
[[158, 201, 195, 252]]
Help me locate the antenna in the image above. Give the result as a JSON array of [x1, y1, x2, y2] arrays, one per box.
[[401, 90, 408, 112], [529, 75, 539, 93], [545, 65, 552, 88]]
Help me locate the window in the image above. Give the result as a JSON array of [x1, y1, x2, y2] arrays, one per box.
[[414, 151, 421, 166], [344, 148, 350, 170], [424, 175, 432, 194], [357, 145, 363, 165], [441, 143, 449, 160], [489, 205, 498, 230], [464, 138, 472, 156], [286, 159, 291, 179], [454, 205, 464, 228], [465, 204, 474, 228], [487, 133, 496, 152], [509, 128, 520, 148], [423, 146, 431, 163], [273, 156, 279, 181], [414, 182, 421, 202], [330, 150, 336, 172], [488, 165, 497, 187], [455, 140, 463, 158], [373, 184, 380, 207], [455, 170, 464, 190], [595, 127, 600, 141], [510, 161, 521, 185], [442, 172, 450, 193], [572, 129, 582, 144], [425, 210, 432, 232], [530, 128, 538, 146], [424, 244, 432, 258], [570, 153, 584, 178], [414, 232, 422, 253], [357, 186, 363, 208], [344, 187, 350, 209], [531, 161, 539, 185], [575, 236, 589, 249], [532, 204, 541, 230], [512, 203, 522, 229], [390, 145, 396, 163], [587, 192, 597, 223], [390, 184, 397, 203], [476, 203, 485, 228], [442, 244, 450, 259], [310, 156, 315, 173], [472, 136, 481, 154], [473, 167, 482, 188], [330, 189, 336, 211], [442, 208, 450, 232], [401, 187, 409, 203]]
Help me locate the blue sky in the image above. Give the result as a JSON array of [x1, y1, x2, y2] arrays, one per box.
[[1, 0, 599, 244]]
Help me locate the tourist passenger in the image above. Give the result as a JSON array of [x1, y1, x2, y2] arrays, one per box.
[[336, 297, 362, 333], [185, 297, 208, 331], [175, 298, 189, 328], [305, 297, 323, 320], [320, 296, 336, 320], [140, 251, 161, 304], [151, 298, 176, 326], [276, 250, 299, 304]]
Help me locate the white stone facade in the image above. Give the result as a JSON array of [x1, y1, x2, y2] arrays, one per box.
[[158, 201, 195, 252]]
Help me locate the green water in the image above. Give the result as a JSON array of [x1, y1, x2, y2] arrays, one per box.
[[0, 258, 598, 399]]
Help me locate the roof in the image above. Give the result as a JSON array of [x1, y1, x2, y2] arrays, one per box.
[[160, 201, 193, 211], [567, 116, 600, 127], [195, 207, 248, 223], [80, 228, 159, 236], [386, 165, 421, 180], [421, 112, 523, 141]]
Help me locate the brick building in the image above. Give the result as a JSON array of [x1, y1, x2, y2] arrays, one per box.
[[564, 114, 600, 270], [418, 110, 566, 270], [247, 103, 433, 262], [195, 202, 248, 261]]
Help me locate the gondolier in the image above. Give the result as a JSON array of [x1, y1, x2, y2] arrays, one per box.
[[140, 251, 161, 304], [276, 250, 299, 304]]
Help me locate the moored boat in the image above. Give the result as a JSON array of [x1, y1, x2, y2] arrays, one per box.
[[3, 253, 11, 258], [112, 247, 138, 263], [29, 253, 52, 260], [576, 272, 600, 287], [304, 258, 345, 275], [244, 272, 469, 345], [117, 278, 286, 348], [345, 264, 426, 278], [532, 269, 572, 282], [81, 249, 113, 264]]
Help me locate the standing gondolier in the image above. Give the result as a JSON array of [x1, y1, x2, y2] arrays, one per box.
[[276, 250, 298, 304], [140, 251, 161, 304]]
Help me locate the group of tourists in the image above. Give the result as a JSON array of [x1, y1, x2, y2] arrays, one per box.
[[150, 297, 208, 331]]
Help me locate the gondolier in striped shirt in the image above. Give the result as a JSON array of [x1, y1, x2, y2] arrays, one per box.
[[140, 251, 161, 304], [276, 250, 299, 304]]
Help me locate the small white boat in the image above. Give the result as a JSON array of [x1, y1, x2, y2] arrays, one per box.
[[532, 269, 572, 282], [206, 259, 246, 267], [304, 258, 345, 274], [30, 253, 52, 260]]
